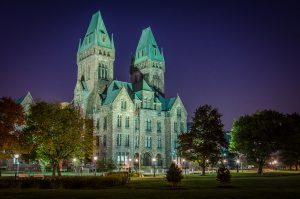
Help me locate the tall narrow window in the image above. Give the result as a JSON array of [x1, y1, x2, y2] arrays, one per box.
[[103, 117, 107, 130], [157, 121, 161, 133], [135, 135, 139, 148], [174, 122, 178, 132], [125, 134, 130, 147], [125, 116, 130, 128], [117, 115, 122, 127], [121, 100, 127, 110], [177, 108, 181, 117], [103, 135, 107, 147], [157, 136, 161, 149], [145, 136, 152, 148], [117, 134, 122, 146], [146, 119, 152, 132]]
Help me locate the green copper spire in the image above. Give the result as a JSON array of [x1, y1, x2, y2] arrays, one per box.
[[134, 27, 164, 64], [78, 11, 114, 52]]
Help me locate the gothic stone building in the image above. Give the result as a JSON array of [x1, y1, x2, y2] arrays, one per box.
[[73, 11, 187, 168]]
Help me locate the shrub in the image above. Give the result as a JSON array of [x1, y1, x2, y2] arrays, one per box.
[[216, 165, 231, 183], [107, 172, 130, 184], [129, 172, 143, 178], [166, 163, 183, 188]]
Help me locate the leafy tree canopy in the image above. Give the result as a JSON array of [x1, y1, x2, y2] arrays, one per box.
[[25, 101, 93, 176], [178, 104, 227, 175], [0, 97, 30, 159], [230, 110, 285, 174]]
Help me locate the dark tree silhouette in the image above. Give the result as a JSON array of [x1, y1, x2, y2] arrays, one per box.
[[178, 104, 227, 175]]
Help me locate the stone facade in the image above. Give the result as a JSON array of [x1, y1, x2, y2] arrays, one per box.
[[73, 11, 187, 168]]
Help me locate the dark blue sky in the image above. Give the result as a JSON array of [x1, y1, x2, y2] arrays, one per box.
[[1, 0, 299, 130]]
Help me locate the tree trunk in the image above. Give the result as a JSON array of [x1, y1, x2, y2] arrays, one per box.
[[296, 164, 298, 171], [52, 162, 56, 176], [289, 165, 292, 171], [57, 159, 62, 176], [201, 163, 206, 175], [257, 163, 263, 175]]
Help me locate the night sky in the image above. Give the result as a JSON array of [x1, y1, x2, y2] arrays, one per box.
[[1, 0, 300, 130]]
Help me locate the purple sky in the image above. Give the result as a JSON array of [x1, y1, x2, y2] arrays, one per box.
[[1, 0, 299, 130]]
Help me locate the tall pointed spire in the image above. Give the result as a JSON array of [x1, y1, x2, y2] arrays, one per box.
[[78, 11, 113, 53], [134, 27, 164, 64]]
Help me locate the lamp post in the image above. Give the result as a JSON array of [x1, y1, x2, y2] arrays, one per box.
[[273, 160, 278, 170], [73, 158, 77, 174], [236, 159, 240, 173], [182, 159, 186, 175], [14, 154, 20, 177], [128, 158, 132, 173], [93, 156, 98, 176], [152, 158, 156, 177], [135, 158, 139, 172]]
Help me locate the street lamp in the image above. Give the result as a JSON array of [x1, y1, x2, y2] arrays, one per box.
[[152, 158, 157, 177], [93, 156, 98, 176], [236, 159, 240, 173], [182, 159, 187, 175], [128, 158, 132, 173], [73, 158, 77, 174], [14, 154, 20, 177]]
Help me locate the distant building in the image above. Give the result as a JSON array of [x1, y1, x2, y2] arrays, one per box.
[[73, 11, 187, 168]]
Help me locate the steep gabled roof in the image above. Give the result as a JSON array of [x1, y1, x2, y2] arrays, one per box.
[[78, 11, 114, 52], [134, 27, 164, 64], [16, 92, 33, 105], [102, 80, 134, 105]]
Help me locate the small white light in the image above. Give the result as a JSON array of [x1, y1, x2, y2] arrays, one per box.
[[152, 158, 156, 162], [73, 158, 77, 162], [93, 156, 98, 161]]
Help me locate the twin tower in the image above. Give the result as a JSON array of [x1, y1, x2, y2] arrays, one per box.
[[73, 11, 187, 167], [74, 11, 165, 115]]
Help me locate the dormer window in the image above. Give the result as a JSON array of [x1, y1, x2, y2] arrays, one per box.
[[102, 34, 106, 42]]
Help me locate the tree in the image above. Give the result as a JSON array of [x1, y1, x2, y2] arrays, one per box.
[[178, 105, 227, 175], [230, 110, 285, 174], [0, 97, 30, 160], [26, 102, 93, 176], [280, 113, 300, 170], [96, 158, 116, 172], [166, 162, 183, 188]]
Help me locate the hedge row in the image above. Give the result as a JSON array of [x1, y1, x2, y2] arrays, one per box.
[[0, 175, 128, 189]]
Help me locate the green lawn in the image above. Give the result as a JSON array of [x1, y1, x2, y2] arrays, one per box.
[[1, 171, 300, 199]]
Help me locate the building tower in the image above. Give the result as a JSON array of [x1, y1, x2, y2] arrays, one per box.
[[130, 27, 165, 95], [74, 11, 115, 116]]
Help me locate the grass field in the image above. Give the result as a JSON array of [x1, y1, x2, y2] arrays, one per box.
[[1, 171, 300, 199]]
